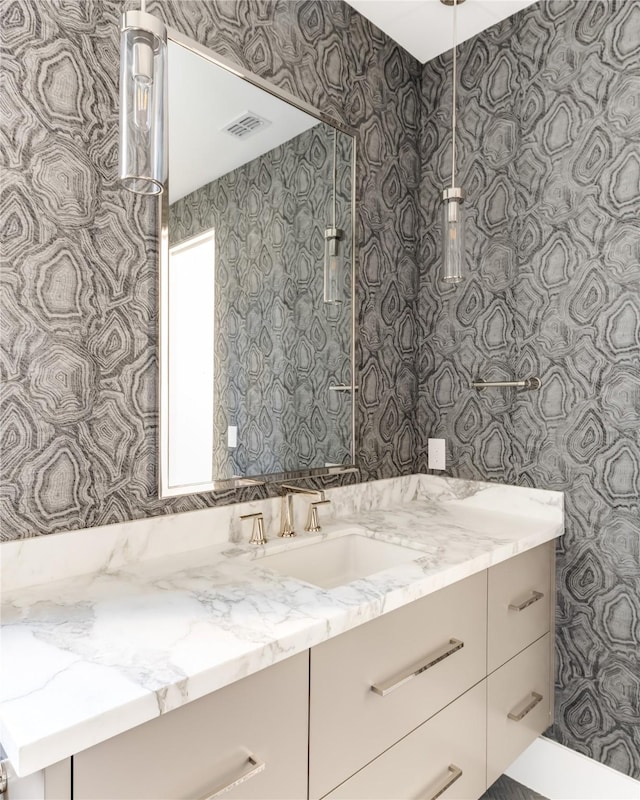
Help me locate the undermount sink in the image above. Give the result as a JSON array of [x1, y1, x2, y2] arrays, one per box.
[[253, 534, 424, 589]]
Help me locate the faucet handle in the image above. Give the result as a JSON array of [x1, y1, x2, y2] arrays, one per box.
[[240, 512, 267, 545], [305, 499, 331, 533]]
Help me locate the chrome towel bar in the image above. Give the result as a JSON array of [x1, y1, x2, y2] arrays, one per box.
[[471, 377, 541, 390]]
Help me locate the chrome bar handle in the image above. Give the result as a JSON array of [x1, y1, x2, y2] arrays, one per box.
[[371, 638, 464, 697], [508, 691, 544, 722], [420, 764, 463, 800], [200, 754, 265, 799], [239, 513, 266, 545], [329, 384, 359, 392], [508, 590, 544, 612], [471, 377, 541, 390]]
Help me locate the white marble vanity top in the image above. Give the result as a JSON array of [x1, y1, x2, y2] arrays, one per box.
[[0, 475, 563, 777]]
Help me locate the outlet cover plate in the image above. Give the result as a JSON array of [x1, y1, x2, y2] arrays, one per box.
[[227, 425, 238, 448], [428, 438, 446, 470]]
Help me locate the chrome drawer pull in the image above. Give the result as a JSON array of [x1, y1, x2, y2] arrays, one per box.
[[508, 691, 544, 722], [508, 590, 544, 612], [200, 754, 265, 799], [420, 764, 463, 800], [371, 638, 464, 697]]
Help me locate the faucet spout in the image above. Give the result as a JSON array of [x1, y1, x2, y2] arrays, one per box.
[[280, 494, 295, 538], [279, 483, 326, 501], [278, 484, 326, 537]]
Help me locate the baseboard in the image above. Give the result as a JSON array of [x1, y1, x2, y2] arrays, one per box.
[[505, 737, 640, 800]]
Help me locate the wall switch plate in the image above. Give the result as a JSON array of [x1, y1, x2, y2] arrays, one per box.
[[428, 438, 446, 471], [227, 426, 237, 448]]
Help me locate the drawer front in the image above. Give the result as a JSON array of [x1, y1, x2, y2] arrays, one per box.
[[73, 652, 308, 800], [310, 570, 487, 799], [324, 681, 487, 800], [488, 542, 553, 672], [487, 633, 551, 787]]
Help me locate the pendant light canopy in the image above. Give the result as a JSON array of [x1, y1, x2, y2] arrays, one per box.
[[440, 0, 466, 285], [119, 3, 167, 195]]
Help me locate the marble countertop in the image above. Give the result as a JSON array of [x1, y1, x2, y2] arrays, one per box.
[[0, 476, 563, 777]]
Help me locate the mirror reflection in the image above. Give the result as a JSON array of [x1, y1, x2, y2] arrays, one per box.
[[161, 40, 354, 497]]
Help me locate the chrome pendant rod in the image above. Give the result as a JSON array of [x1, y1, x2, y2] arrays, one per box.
[[451, 0, 457, 189], [471, 378, 542, 391], [332, 128, 337, 228]]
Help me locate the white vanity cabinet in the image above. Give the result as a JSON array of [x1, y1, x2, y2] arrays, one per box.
[[72, 651, 309, 800], [310, 541, 555, 800], [487, 633, 551, 787], [18, 541, 553, 800], [323, 681, 488, 800], [308, 570, 488, 799]]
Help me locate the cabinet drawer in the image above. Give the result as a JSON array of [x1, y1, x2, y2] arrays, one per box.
[[73, 652, 308, 800], [487, 633, 551, 787], [324, 681, 487, 800], [488, 542, 553, 672], [310, 571, 487, 799]]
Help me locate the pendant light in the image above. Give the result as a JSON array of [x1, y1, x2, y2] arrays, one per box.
[[324, 129, 344, 304], [119, 0, 167, 195], [441, 0, 466, 284]]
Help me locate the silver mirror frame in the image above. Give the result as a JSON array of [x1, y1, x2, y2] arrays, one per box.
[[158, 25, 358, 498]]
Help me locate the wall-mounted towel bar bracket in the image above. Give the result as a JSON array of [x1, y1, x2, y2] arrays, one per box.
[[471, 377, 541, 391]]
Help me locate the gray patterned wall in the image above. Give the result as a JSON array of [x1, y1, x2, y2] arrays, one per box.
[[0, 0, 421, 538], [2, 0, 638, 780], [169, 124, 353, 479], [419, 0, 640, 778]]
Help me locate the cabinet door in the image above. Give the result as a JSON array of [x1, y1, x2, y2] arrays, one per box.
[[73, 652, 308, 800], [323, 681, 487, 800], [487, 634, 551, 787], [488, 541, 553, 673], [310, 571, 487, 799]]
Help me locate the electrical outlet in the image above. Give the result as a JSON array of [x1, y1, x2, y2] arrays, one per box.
[[428, 438, 446, 471], [227, 426, 237, 448]]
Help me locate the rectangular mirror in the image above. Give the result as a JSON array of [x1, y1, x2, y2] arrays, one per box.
[[160, 33, 356, 497]]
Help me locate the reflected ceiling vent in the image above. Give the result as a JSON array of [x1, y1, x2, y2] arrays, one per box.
[[222, 111, 271, 140]]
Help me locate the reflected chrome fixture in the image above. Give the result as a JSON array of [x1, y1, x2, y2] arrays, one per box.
[[471, 377, 541, 390], [119, 0, 167, 195], [240, 512, 267, 545], [328, 384, 359, 392], [279, 485, 327, 537], [441, 0, 466, 285], [324, 129, 344, 303]]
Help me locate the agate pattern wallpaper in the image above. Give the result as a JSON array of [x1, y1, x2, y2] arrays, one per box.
[[419, 0, 640, 778], [0, 0, 639, 780], [0, 0, 422, 534]]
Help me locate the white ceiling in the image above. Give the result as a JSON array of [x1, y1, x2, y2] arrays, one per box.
[[167, 1, 538, 202], [345, 0, 538, 64], [168, 42, 319, 204]]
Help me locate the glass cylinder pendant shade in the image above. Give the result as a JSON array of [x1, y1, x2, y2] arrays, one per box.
[[442, 187, 465, 284], [119, 11, 167, 195], [324, 227, 344, 303]]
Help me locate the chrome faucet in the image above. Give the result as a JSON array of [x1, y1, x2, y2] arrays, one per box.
[[279, 484, 330, 537], [239, 512, 267, 545]]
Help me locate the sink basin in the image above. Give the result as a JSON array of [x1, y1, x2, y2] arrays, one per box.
[[252, 534, 423, 589]]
